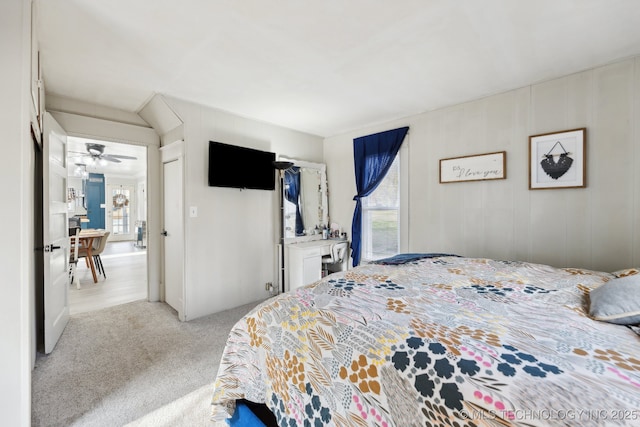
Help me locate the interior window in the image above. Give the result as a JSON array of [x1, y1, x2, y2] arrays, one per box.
[[361, 155, 400, 261]]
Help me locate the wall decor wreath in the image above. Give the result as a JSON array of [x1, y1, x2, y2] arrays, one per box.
[[112, 193, 129, 208]]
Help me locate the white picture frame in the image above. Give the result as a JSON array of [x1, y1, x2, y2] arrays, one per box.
[[529, 128, 586, 190]]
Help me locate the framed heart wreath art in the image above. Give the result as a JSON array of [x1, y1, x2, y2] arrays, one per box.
[[529, 128, 586, 189]]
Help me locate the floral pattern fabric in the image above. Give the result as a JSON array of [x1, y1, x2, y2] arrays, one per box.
[[211, 256, 640, 426]]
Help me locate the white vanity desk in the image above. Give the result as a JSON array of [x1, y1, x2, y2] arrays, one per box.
[[285, 238, 349, 292]]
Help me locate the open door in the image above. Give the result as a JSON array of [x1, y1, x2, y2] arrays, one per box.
[[162, 155, 185, 320], [43, 112, 70, 353]]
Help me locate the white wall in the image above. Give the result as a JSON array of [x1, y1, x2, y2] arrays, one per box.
[[325, 57, 640, 273], [0, 0, 33, 424], [164, 97, 324, 320]]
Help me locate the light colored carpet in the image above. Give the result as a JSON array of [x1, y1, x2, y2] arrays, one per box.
[[32, 299, 263, 426], [124, 384, 222, 427]]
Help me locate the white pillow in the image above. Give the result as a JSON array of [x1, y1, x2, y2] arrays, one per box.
[[589, 275, 640, 325]]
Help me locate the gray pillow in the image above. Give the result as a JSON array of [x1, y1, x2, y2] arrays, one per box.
[[589, 275, 640, 325]]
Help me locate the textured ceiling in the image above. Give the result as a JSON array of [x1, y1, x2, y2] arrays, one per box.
[[36, 0, 640, 137]]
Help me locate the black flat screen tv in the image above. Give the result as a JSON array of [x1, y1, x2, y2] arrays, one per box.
[[208, 141, 276, 190]]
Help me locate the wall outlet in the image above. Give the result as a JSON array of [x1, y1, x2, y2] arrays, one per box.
[[265, 282, 272, 291]]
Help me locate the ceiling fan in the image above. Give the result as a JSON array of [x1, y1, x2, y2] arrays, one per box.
[[69, 143, 138, 164]]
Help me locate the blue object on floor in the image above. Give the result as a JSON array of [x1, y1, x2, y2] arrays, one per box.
[[226, 402, 266, 426]]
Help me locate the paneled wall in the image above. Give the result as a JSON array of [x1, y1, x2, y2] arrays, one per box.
[[325, 57, 640, 272], [165, 97, 324, 320]]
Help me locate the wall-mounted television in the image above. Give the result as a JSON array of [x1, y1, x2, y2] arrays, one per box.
[[208, 141, 276, 190]]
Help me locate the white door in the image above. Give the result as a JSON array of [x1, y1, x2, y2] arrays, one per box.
[[43, 113, 70, 353], [163, 159, 184, 319], [106, 183, 136, 241]]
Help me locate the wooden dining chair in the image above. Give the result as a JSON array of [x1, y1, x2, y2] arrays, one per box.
[[91, 231, 110, 279]]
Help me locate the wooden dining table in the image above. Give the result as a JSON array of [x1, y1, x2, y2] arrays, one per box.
[[78, 228, 107, 283]]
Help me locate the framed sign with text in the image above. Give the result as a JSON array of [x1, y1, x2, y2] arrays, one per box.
[[439, 151, 506, 183]]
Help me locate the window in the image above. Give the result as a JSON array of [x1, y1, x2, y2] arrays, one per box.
[[111, 187, 131, 235], [361, 154, 399, 261]]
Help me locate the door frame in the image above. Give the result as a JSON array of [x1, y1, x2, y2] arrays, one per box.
[[160, 140, 186, 320], [48, 111, 162, 302]]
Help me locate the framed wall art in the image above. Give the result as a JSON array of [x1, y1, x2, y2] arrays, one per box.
[[529, 128, 586, 190], [439, 151, 506, 183]]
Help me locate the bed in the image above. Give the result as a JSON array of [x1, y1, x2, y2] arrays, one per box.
[[211, 255, 640, 426]]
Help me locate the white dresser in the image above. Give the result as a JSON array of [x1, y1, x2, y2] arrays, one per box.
[[285, 239, 349, 292]]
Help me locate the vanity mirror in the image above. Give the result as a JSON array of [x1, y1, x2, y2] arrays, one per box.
[[278, 157, 328, 241]]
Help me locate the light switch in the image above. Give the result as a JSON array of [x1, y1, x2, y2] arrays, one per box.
[[189, 206, 198, 218]]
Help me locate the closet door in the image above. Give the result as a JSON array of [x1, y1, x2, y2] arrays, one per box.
[[161, 149, 185, 320]]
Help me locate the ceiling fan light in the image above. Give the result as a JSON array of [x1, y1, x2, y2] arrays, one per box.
[[74, 163, 89, 179]]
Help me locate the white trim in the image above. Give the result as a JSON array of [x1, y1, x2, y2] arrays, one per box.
[[160, 139, 184, 162], [399, 140, 409, 253], [47, 110, 162, 303], [49, 111, 159, 147]]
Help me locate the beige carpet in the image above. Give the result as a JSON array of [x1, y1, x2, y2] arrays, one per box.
[[32, 299, 263, 426], [124, 384, 225, 427]]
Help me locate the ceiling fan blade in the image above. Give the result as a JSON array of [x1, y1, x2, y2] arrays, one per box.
[[106, 154, 138, 160], [100, 155, 122, 163]]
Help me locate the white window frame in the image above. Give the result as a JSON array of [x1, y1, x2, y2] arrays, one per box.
[[360, 141, 409, 262]]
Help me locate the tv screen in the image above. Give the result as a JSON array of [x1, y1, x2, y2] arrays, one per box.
[[208, 141, 276, 190]]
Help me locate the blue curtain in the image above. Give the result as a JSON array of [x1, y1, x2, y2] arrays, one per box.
[[351, 127, 409, 267], [284, 167, 304, 235]]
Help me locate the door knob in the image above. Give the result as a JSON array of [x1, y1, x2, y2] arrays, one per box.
[[161, 230, 168, 236]]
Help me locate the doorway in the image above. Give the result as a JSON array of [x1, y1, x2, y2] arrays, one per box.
[[67, 136, 148, 314]]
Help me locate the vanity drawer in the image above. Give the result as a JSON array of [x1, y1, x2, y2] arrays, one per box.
[[301, 247, 322, 257]]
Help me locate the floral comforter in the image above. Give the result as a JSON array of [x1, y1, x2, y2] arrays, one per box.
[[211, 256, 640, 426]]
